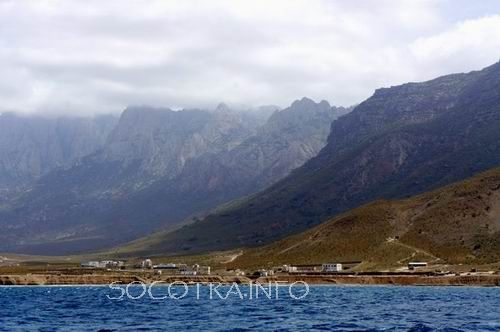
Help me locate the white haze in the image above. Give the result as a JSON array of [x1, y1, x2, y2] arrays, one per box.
[[0, 0, 499, 115]]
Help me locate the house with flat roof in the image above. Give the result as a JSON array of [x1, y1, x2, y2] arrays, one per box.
[[153, 263, 178, 270], [322, 263, 343, 272], [408, 262, 428, 270], [80, 261, 102, 268], [80, 260, 123, 269], [288, 264, 323, 273], [141, 259, 153, 269]]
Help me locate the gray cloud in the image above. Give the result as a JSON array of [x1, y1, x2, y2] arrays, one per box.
[[0, 0, 499, 115]]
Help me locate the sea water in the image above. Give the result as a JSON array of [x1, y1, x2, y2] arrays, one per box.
[[0, 285, 498, 331]]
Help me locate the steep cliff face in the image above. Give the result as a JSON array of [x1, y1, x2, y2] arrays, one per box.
[[101, 106, 257, 181], [145, 62, 500, 255], [169, 98, 349, 198], [0, 100, 343, 254], [0, 113, 117, 188]]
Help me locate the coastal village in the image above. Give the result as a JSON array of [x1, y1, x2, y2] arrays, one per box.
[[0, 254, 498, 286], [81, 259, 211, 276], [79, 258, 364, 276], [77, 258, 455, 277]]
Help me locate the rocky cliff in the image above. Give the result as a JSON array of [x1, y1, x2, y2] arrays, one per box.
[[0, 113, 117, 189], [164, 98, 349, 201]]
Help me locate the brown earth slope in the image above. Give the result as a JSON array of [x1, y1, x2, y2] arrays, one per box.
[[229, 168, 500, 270]]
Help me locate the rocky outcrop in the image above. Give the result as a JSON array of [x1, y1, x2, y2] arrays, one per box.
[[166, 98, 349, 201], [101, 106, 258, 181]]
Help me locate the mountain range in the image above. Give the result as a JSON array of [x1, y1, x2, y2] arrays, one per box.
[[128, 61, 500, 256], [1, 61, 499, 263], [0, 101, 349, 254]]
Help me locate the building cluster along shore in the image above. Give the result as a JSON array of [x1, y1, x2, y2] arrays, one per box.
[[0, 257, 498, 286], [80, 259, 211, 276]]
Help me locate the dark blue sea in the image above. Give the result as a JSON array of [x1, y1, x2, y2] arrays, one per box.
[[0, 285, 498, 331]]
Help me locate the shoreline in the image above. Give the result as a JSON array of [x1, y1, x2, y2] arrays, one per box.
[[1, 273, 498, 287], [257, 274, 500, 287]]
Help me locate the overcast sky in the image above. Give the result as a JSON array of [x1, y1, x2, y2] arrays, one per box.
[[1, 0, 499, 115]]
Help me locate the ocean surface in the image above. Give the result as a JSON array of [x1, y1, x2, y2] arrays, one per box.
[[0, 285, 498, 331]]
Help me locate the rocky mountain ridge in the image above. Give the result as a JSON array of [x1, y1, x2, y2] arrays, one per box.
[[0, 99, 346, 254], [139, 61, 500, 255]]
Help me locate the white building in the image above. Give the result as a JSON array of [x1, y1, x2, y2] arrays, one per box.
[[282, 265, 297, 273], [141, 259, 153, 269], [80, 261, 101, 268], [322, 263, 343, 272], [193, 264, 211, 275], [154, 263, 178, 270], [101, 260, 124, 269], [408, 262, 428, 270], [179, 264, 196, 275], [80, 260, 123, 269]]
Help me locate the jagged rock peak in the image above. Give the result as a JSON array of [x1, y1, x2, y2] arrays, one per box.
[[319, 100, 331, 108], [290, 97, 331, 110], [291, 97, 315, 108], [215, 102, 231, 113], [120, 106, 175, 118]]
